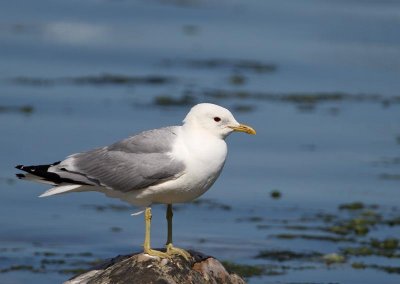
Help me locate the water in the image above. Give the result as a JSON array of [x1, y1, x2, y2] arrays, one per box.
[[1, 0, 400, 283]]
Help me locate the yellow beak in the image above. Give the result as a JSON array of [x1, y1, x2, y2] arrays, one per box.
[[229, 123, 256, 135]]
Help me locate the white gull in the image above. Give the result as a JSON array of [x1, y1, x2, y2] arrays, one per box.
[[16, 103, 256, 259]]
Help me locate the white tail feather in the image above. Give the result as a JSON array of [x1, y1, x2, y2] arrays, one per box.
[[39, 184, 82, 197]]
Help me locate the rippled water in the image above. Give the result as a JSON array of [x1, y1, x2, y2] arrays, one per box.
[[1, 1, 400, 283]]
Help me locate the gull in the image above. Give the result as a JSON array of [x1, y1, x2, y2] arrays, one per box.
[[15, 103, 256, 259]]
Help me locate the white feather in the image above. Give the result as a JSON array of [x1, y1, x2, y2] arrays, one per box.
[[39, 184, 82, 197]]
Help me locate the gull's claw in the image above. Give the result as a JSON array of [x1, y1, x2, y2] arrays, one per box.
[[166, 243, 191, 260], [144, 247, 171, 259]]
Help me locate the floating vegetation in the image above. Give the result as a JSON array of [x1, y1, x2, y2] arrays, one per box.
[[379, 173, 400, 180], [327, 219, 370, 236], [203, 89, 384, 104], [34, 251, 59, 257], [386, 216, 400, 226], [10, 74, 174, 86], [236, 216, 264, 223], [33, 251, 94, 258], [232, 104, 255, 113], [270, 189, 282, 199], [221, 261, 266, 278], [342, 238, 400, 258], [0, 265, 42, 273], [190, 198, 232, 211], [319, 203, 383, 236], [110, 226, 122, 233], [250, 201, 400, 278], [273, 233, 355, 243], [370, 238, 399, 250], [81, 204, 132, 212], [58, 268, 88, 275], [154, 94, 196, 106], [322, 253, 346, 265], [41, 259, 66, 265], [0, 249, 101, 275], [161, 58, 277, 73], [351, 262, 400, 274], [352, 262, 366, 269], [283, 225, 315, 231], [0, 105, 34, 115], [256, 249, 322, 262], [149, 90, 398, 112], [339, 202, 365, 211], [72, 74, 172, 85], [201, 90, 400, 112], [372, 157, 400, 166], [221, 261, 317, 278], [229, 74, 247, 85]]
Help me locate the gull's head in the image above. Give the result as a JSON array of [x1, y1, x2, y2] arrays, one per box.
[[183, 103, 256, 139]]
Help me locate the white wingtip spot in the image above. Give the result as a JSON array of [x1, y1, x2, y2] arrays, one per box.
[[131, 209, 145, 216]]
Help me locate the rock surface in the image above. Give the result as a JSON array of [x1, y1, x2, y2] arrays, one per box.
[[64, 250, 246, 284]]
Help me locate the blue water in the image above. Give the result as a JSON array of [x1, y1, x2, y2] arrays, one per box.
[[1, 0, 400, 283]]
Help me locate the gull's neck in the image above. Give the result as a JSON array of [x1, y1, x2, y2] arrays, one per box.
[[175, 124, 227, 176]]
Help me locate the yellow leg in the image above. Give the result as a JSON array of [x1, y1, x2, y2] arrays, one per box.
[[143, 207, 170, 258], [165, 204, 191, 260]]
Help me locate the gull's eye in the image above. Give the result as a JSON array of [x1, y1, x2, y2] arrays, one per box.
[[213, 117, 221, 122]]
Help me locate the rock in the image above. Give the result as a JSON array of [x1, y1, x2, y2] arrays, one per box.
[[64, 250, 246, 284]]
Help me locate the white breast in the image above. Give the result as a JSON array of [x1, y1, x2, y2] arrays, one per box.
[[127, 126, 228, 206]]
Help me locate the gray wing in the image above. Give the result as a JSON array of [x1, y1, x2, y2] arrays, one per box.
[[56, 126, 186, 192]]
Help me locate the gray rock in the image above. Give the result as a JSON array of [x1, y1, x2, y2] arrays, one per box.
[[64, 250, 246, 284]]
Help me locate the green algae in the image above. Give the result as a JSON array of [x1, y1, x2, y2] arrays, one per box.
[[110, 226, 122, 233], [232, 104, 255, 112], [191, 198, 232, 211], [203, 90, 382, 103], [229, 74, 247, 85], [270, 189, 282, 199], [339, 202, 365, 210], [352, 262, 400, 274], [41, 259, 66, 265], [341, 238, 400, 258], [370, 238, 399, 250], [82, 204, 131, 212], [386, 216, 400, 226], [0, 105, 34, 115], [325, 206, 382, 236], [58, 268, 88, 275], [352, 262, 367, 269], [256, 250, 322, 262], [236, 216, 264, 223], [341, 246, 374, 257], [221, 261, 266, 278], [154, 95, 196, 106], [11, 74, 174, 86], [322, 253, 346, 265], [252, 201, 400, 278], [0, 265, 42, 273], [379, 173, 400, 180], [162, 58, 277, 73], [274, 233, 355, 243]]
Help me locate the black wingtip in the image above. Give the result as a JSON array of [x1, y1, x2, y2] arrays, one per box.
[[16, 173, 25, 179], [15, 165, 24, 170]]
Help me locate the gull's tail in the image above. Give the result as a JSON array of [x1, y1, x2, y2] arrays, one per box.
[[15, 162, 88, 197], [16, 162, 62, 185]]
